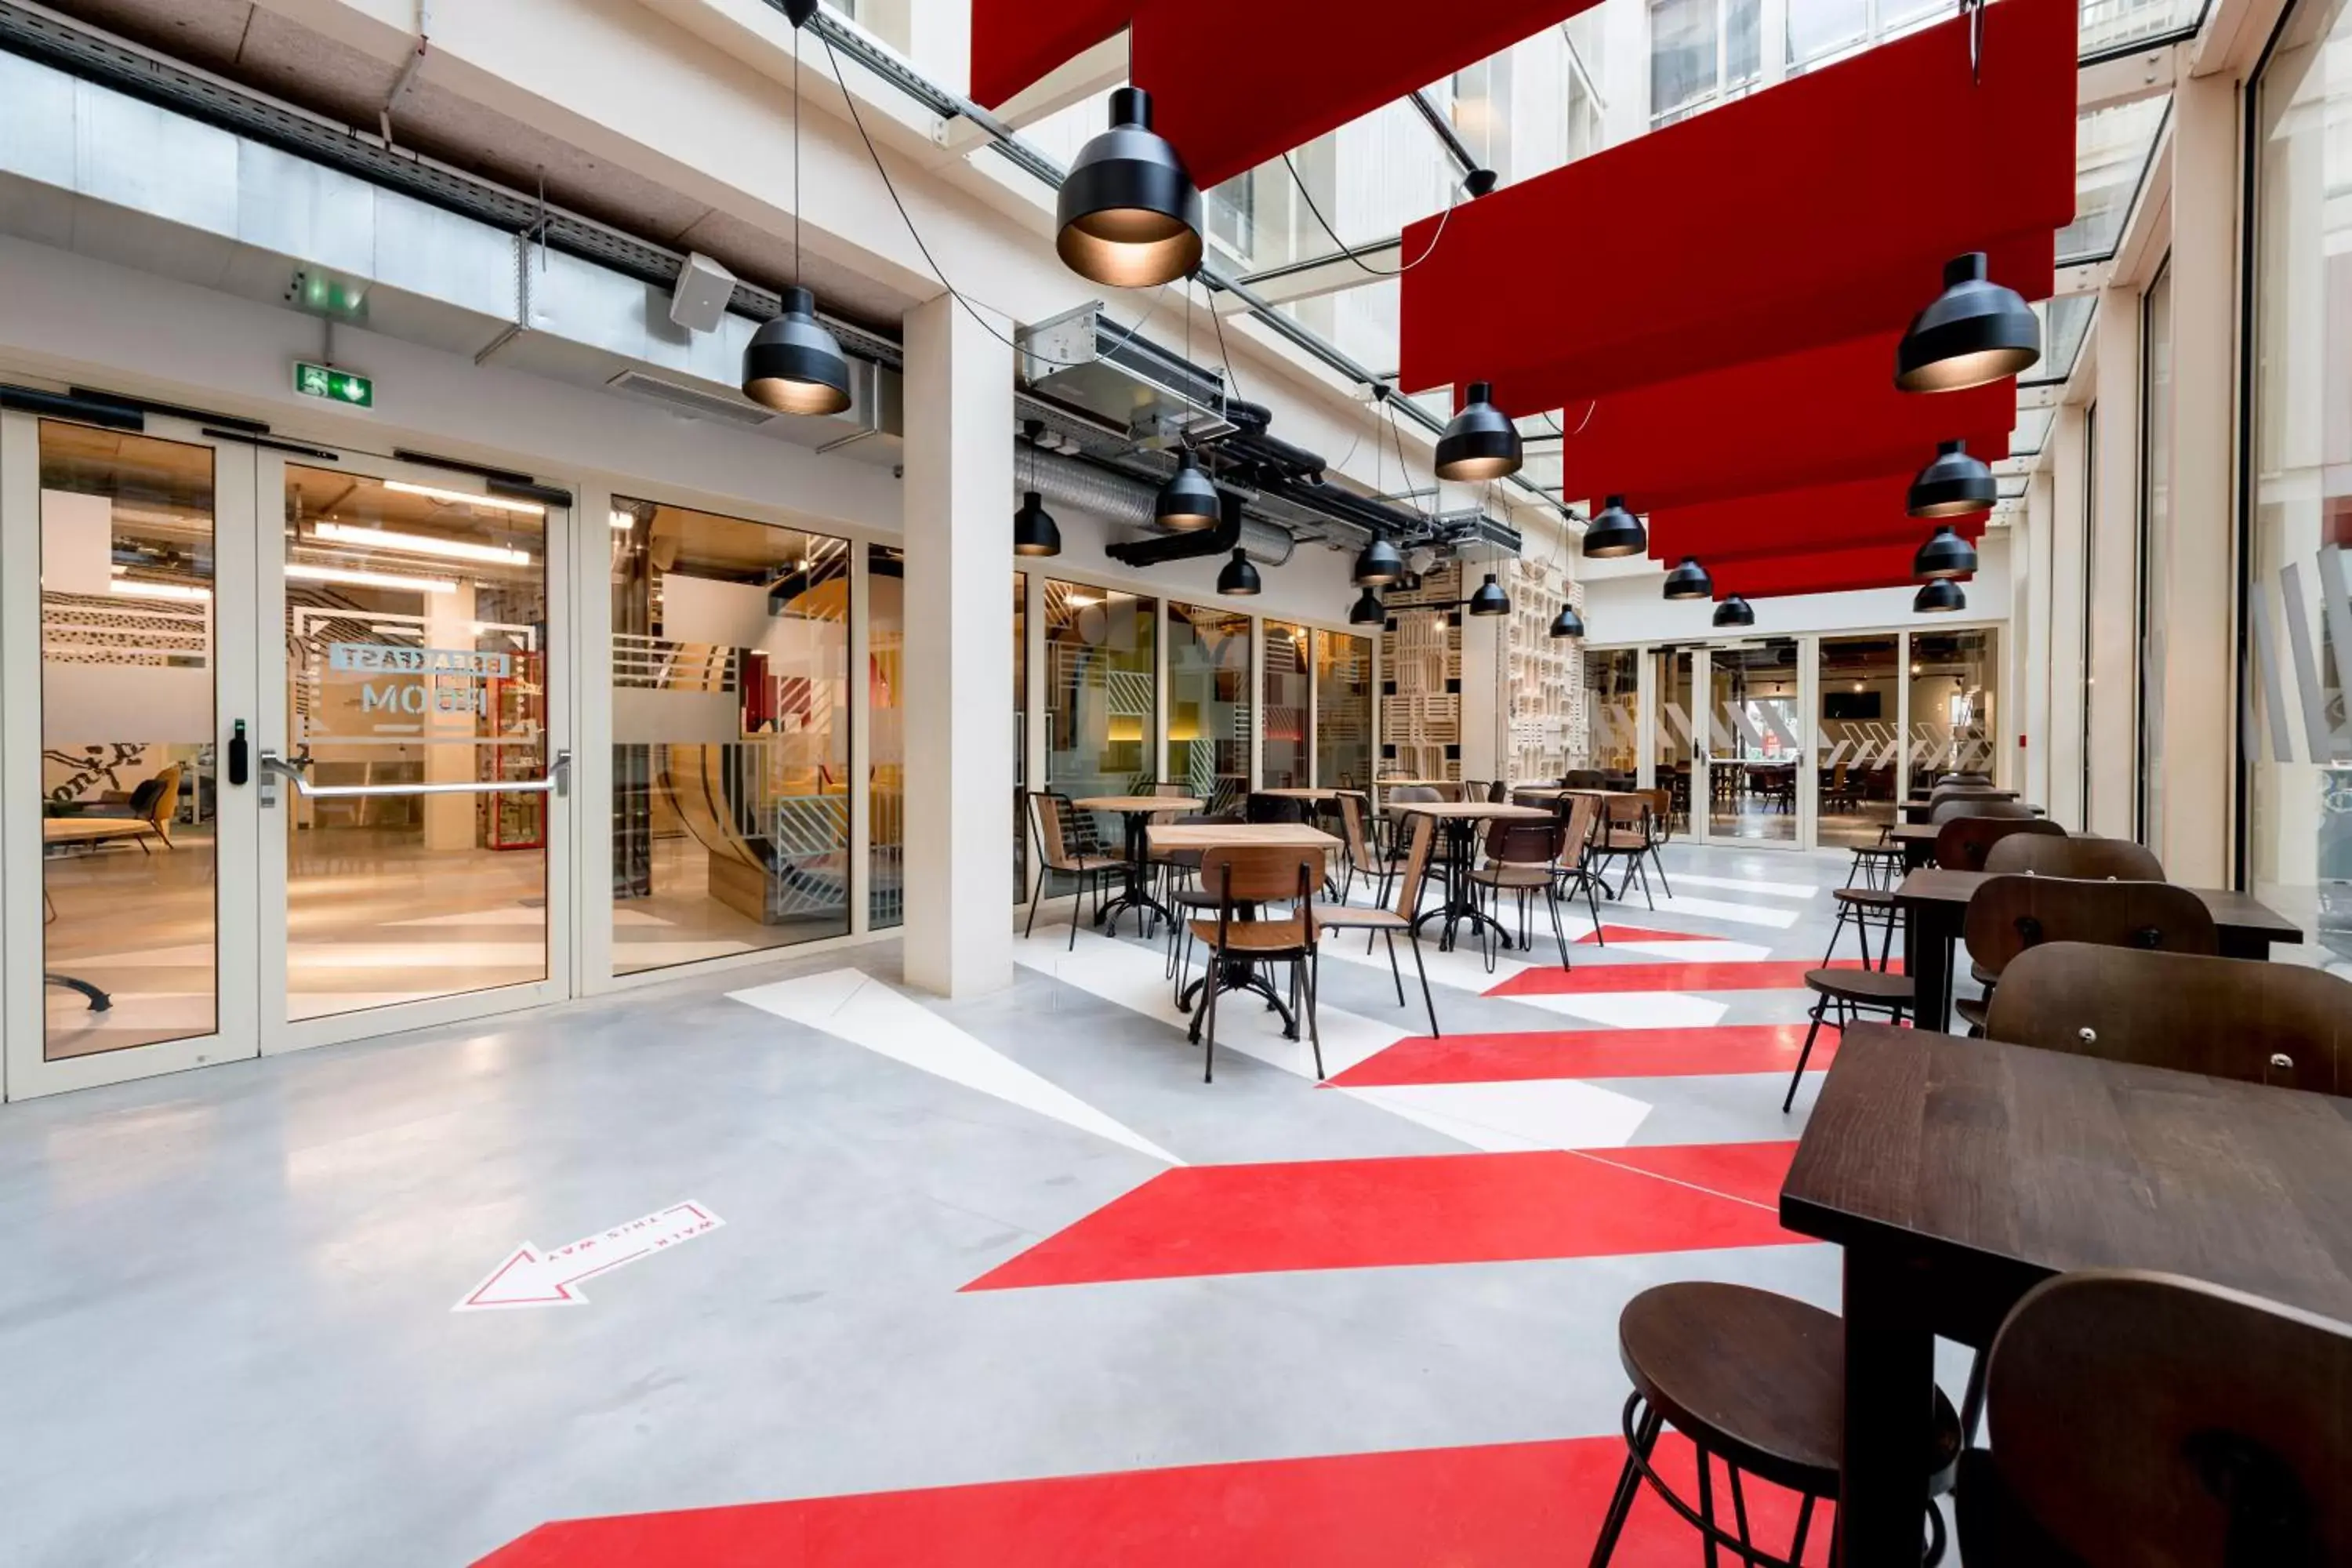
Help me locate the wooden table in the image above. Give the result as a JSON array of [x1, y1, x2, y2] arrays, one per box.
[[1148, 822, 1337, 1036], [1886, 821, 1940, 870], [1898, 793, 2038, 826], [1388, 800, 1553, 953], [1893, 868, 2303, 1031], [1073, 794, 1203, 935], [1782, 1024, 2352, 1566]]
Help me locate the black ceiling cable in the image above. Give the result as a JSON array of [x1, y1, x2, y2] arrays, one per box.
[[1279, 151, 1462, 277]]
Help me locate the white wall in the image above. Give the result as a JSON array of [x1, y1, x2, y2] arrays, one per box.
[[1578, 534, 2013, 647]]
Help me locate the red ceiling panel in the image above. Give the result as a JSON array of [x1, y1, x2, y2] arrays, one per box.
[[1704, 540, 1973, 600], [1398, 0, 2077, 405], [970, 0, 1131, 110], [1645, 472, 1989, 559], [1541, 332, 2016, 511]]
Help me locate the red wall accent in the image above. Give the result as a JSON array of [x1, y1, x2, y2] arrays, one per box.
[[1645, 471, 1990, 558], [1399, 0, 2077, 404], [969, 0, 1131, 109]]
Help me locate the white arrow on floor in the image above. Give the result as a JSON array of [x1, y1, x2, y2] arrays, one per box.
[[453, 1201, 724, 1311]]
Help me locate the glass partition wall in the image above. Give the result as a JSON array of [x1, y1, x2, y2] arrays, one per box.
[[1706, 640, 1802, 842], [1262, 621, 1310, 789], [1908, 630, 1999, 782], [1166, 602, 1249, 811], [1314, 630, 1374, 787], [1818, 634, 1902, 847]]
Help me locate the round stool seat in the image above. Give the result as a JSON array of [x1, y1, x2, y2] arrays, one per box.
[[1806, 966, 1914, 1005], [1833, 887, 1897, 909], [1620, 1282, 1963, 1498]]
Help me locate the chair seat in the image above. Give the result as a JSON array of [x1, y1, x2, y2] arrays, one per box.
[[1804, 967, 1915, 1005], [1051, 855, 1124, 874], [1168, 887, 1220, 911], [1189, 916, 1310, 953], [1599, 830, 1647, 851], [1853, 844, 1905, 862], [1619, 1282, 1962, 1497], [1954, 995, 1989, 1028], [1833, 887, 1897, 910], [1969, 960, 1997, 986], [1315, 904, 1405, 931], [1470, 864, 1555, 890]]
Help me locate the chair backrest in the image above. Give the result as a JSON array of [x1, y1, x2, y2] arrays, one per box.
[[1388, 785, 1441, 806], [1486, 819, 1560, 866], [1933, 814, 2066, 869], [1459, 779, 1489, 805], [1964, 1270, 2352, 1568], [1982, 943, 2350, 1093], [1983, 833, 2164, 880], [1025, 790, 1080, 871], [1198, 845, 1323, 935], [1486, 779, 1510, 804], [1563, 770, 1606, 789], [1603, 793, 1646, 829], [1336, 792, 1376, 873], [1388, 813, 1437, 920], [1932, 795, 2035, 824], [1245, 793, 1305, 826], [1557, 793, 1603, 869], [1639, 788, 1673, 842], [1961, 874, 2219, 980], [1940, 771, 1994, 786]]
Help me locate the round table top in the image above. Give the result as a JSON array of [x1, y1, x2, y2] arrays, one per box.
[[1073, 795, 1203, 813], [1387, 800, 1555, 821], [1253, 787, 1359, 800], [1147, 822, 1339, 851]]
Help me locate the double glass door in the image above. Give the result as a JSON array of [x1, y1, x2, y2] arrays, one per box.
[[2, 412, 572, 1098]]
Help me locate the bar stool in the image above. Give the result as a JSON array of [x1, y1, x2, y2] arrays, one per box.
[[1846, 840, 1906, 891], [1783, 967, 1913, 1112], [1590, 1282, 1961, 1567], [1824, 885, 1900, 971]]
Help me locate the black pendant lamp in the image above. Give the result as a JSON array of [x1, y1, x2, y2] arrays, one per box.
[[1915, 578, 1967, 613], [1468, 573, 1511, 616], [1549, 601, 1585, 638], [1156, 449, 1221, 532], [1583, 495, 1647, 559], [1349, 586, 1388, 626], [1352, 536, 1406, 587], [1907, 440, 1997, 518], [1013, 418, 1063, 558], [1217, 547, 1262, 597], [1912, 524, 1978, 582], [743, 13, 853, 416], [1663, 557, 1712, 601], [1895, 252, 2042, 393], [1056, 87, 1204, 289], [1435, 382, 1523, 481], [1712, 596, 1755, 628]]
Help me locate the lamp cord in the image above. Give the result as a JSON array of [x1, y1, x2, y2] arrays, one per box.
[[1281, 151, 1459, 276], [793, 38, 801, 285]]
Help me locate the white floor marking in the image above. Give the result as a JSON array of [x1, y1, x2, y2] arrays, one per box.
[[1634, 895, 1802, 930], [1013, 929, 1399, 1082], [731, 967, 1180, 1165], [1506, 990, 1731, 1029], [1665, 872, 1820, 898], [1610, 938, 1773, 962], [1339, 1080, 1653, 1152], [1317, 931, 1534, 996], [455, 1201, 724, 1311]]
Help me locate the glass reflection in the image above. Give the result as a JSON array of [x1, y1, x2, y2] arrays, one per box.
[[1167, 601, 1250, 810], [869, 544, 905, 931], [1045, 581, 1156, 850], [1907, 630, 1999, 780], [1586, 649, 1642, 783], [1708, 641, 1801, 842], [1263, 619, 1310, 789], [1315, 630, 1374, 788], [1817, 636, 1902, 848]]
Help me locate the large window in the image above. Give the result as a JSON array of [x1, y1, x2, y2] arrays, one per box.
[[1585, 648, 1641, 780], [610, 498, 851, 975], [868, 545, 904, 931], [1650, 0, 1762, 126], [2249, 0, 2352, 975], [1167, 601, 1250, 811], [1315, 630, 1374, 788], [1045, 583, 1156, 844], [1818, 635, 1902, 848], [1910, 630, 1999, 782], [1262, 620, 1310, 789]]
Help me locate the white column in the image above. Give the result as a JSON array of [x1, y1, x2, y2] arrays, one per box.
[[1458, 593, 1507, 783], [2045, 405, 2089, 829], [2086, 286, 2141, 839], [901, 293, 1014, 996]]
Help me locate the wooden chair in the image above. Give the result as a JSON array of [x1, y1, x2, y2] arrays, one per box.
[[1460, 779, 1491, 806], [1784, 966, 1915, 1112], [1189, 844, 1325, 1083], [1982, 943, 2350, 1093], [1244, 792, 1306, 826], [1563, 769, 1606, 789], [1929, 796, 2036, 825], [1981, 833, 2161, 880], [1955, 875, 2219, 1033], [1591, 1282, 1962, 1568], [1639, 786, 1677, 887], [1318, 814, 1440, 1036], [1590, 796, 1661, 909], [1022, 791, 1123, 949], [1332, 792, 1388, 908], [1958, 1270, 2352, 1568], [1471, 818, 1571, 971], [1551, 793, 1610, 944], [1933, 815, 2066, 871]]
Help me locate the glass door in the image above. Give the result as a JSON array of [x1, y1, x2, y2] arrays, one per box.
[[1702, 639, 1803, 847], [1653, 647, 1696, 833], [2, 412, 263, 1098], [256, 452, 572, 1050], [1817, 634, 1904, 848]]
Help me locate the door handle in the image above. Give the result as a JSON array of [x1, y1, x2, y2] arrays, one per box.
[[227, 720, 250, 787], [260, 749, 571, 806]]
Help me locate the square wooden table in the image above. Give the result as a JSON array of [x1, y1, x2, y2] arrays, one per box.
[[1892, 868, 2302, 1031], [1147, 822, 1337, 1037], [1388, 800, 1554, 953], [1073, 794, 1203, 935], [1782, 1024, 2352, 1566]]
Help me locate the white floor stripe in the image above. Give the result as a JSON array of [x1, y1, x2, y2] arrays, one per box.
[[1338, 1080, 1652, 1152], [1630, 895, 1801, 930], [1506, 990, 1731, 1029], [1316, 931, 1533, 996], [1664, 872, 1821, 898], [730, 967, 1179, 1165], [1609, 938, 1773, 962]]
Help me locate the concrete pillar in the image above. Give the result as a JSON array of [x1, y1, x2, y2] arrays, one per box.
[[1458, 594, 1506, 784], [2087, 286, 2141, 839], [900, 292, 1014, 996]]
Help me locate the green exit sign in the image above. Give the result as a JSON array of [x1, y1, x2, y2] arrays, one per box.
[[293, 361, 374, 408]]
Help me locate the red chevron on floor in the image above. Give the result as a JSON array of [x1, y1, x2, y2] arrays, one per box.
[[1576, 924, 1721, 944], [960, 1148, 1800, 1292], [1489, 959, 1882, 996], [1329, 1025, 1838, 1087], [1581, 1140, 1803, 1212], [475, 1434, 1832, 1566]]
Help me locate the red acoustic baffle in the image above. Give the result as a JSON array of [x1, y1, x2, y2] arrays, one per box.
[[970, 0, 1132, 109], [1646, 471, 1990, 560], [1705, 539, 1974, 600], [1399, 0, 2076, 405], [1541, 332, 2016, 512]]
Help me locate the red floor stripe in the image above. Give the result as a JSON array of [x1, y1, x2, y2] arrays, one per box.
[[1489, 959, 1889, 996], [475, 1435, 1832, 1567], [1330, 1025, 1841, 1087], [1581, 1140, 1803, 1212], [1575, 924, 1722, 945], [961, 1149, 1801, 1292]]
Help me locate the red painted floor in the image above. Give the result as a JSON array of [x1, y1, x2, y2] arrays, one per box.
[[1575, 924, 1724, 945], [476, 1435, 1834, 1567], [961, 1146, 1802, 1291], [1330, 1024, 1839, 1086], [1581, 1139, 1803, 1211], [1489, 959, 1886, 996]]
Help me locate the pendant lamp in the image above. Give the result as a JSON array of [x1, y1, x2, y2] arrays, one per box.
[[1056, 88, 1204, 289], [1217, 547, 1262, 597], [1435, 382, 1523, 481], [742, 13, 853, 416], [1349, 586, 1388, 626], [1915, 578, 1967, 613], [1895, 253, 2042, 393], [1352, 536, 1406, 586], [1712, 596, 1755, 628], [1583, 495, 1647, 560], [1156, 449, 1221, 532], [1013, 419, 1062, 557], [1468, 573, 1510, 615], [1907, 440, 1997, 518], [1663, 557, 1712, 601], [1549, 601, 1585, 638], [1912, 524, 1977, 582]]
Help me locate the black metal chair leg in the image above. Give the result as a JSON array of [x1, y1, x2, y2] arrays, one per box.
[[1588, 1396, 1663, 1568], [1383, 930, 1406, 1006], [1726, 1465, 1759, 1568], [1410, 935, 1439, 1037], [1302, 953, 1325, 1080], [1824, 906, 1849, 967], [1548, 885, 1571, 972], [1025, 866, 1046, 938], [1784, 998, 1828, 1113], [1788, 1494, 1817, 1568], [1200, 947, 1221, 1083], [1647, 844, 1673, 898], [1694, 1445, 1722, 1568]]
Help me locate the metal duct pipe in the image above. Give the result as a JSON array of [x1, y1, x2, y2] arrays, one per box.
[[1023, 448, 1295, 566]]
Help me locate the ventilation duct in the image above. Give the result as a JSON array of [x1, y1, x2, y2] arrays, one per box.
[[1025, 448, 1293, 565]]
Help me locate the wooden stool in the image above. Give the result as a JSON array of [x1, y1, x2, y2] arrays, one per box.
[[1592, 1282, 1961, 1568], [1825, 887, 1899, 971], [1784, 967, 1913, 1112], [1846, 842, 1906, 891]]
